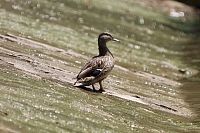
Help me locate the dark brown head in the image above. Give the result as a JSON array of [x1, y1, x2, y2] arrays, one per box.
[[97, 32, 119, 56], [98, 32, 119, 43]]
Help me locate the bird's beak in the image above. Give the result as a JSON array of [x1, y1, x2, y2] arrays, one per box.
[[113, 38, 120, 42]]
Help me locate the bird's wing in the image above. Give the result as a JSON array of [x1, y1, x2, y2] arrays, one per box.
[[76, 57, 104, 80]]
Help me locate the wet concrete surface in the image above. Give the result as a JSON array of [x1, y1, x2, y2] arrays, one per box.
[[0, 0, 200, 132]]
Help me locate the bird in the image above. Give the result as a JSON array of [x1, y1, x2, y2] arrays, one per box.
[[74, 32, 119, 92]]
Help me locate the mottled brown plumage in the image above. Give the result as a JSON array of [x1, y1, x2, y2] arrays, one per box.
[[74, 32, 119, 92]]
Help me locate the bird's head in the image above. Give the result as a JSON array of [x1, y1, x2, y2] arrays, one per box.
[[98, 32, 119, 43]]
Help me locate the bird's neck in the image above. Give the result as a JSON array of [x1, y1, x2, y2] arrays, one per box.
[[98, 40, 113, 57]]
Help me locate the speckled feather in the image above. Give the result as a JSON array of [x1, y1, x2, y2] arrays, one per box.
[[76, 55, 114, 85]]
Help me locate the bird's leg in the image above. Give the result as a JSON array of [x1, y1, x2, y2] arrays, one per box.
[[92, 84, 96, 91], [99, 81, 105, 92]]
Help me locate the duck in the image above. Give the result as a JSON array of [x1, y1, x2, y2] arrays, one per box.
[[74, 32, 119, 92]]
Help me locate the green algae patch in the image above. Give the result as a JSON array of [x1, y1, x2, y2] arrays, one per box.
[[0, 66, 198, 133], [0, 0, 200, 132]]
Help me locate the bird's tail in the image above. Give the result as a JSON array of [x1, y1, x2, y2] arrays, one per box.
[[74, 80, 78, 85], [72, 75, 78, 85]]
